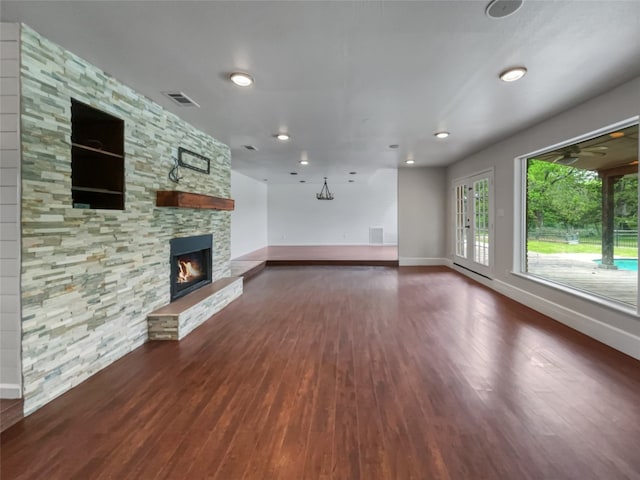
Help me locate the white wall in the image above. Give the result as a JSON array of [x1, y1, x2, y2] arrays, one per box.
[[398, 167, 446, 265], [268, 169, 397, 245], [231, 170, 268, 258], [0, 23, 22, 398], [445, 77, 640, 359]]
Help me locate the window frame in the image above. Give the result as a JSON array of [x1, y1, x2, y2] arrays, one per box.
[[513, 116, 640, 315]]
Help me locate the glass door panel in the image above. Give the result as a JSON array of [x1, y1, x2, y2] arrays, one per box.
[[474, 178, 490, 266], [453, 171, 493, 277], [455, 183, 468, 259]]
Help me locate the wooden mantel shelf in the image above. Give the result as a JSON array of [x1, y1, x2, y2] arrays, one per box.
[[156, 191, 235, 211]]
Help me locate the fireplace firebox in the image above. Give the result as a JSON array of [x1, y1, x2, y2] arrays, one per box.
[[170, 234, 213, 301]]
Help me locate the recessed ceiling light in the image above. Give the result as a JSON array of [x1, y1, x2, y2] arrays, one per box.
[[348, 180, 355, 183], [486, 0, 523, 19], [300, 180, 306, 183], [243, 145, 258, 151], [289, 172, 298, 175], [389, 144, 400, 149], [405, 159, 415, 165], [300, 160, 309, 165], [499, 67, 527, 82], [349, 171, 357, 175], [275, 133, 290, 141], [610, 131, 625, 139], [229, 72, 254, 87], [434, 131, 450, 139]]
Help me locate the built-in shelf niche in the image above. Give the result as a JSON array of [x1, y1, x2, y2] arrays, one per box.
[[71, 99, 125, 210]]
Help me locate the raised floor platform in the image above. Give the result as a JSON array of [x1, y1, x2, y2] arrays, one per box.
[[230, 246, 398, 284], [147, 276, 242, 340], [234, 245, 398, 266]]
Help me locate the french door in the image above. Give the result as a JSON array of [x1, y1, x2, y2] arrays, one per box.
[[453, 170, 493, 278]]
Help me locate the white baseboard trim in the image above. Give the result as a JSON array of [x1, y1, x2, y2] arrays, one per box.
[[1, 383, 22, 399], [399, 257, 448, 266], [449, 262, 496, 285], [492, 279, 640, 361]]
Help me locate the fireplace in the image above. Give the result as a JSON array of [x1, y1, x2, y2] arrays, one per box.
[[170, 234, 213, 301]]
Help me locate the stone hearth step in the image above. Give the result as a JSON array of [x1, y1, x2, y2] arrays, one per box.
[[230, 260, 266, 279], [147, 276, 242, 341]]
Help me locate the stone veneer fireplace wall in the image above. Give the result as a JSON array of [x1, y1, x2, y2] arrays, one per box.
[[19, 25, 232, 414]]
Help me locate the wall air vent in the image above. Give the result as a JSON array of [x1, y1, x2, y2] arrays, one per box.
[[162, 91, 200, 107]]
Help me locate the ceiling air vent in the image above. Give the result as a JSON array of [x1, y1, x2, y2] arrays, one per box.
[[162, 91, 200, 107], [244, 145, 258, 151]]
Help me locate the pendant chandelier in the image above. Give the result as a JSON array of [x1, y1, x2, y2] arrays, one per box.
[[316, 177, 334, 200]]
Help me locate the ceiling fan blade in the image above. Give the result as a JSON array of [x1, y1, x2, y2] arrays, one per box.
[[579, 151, 606, 157], [582, 145, 608, 152], [536, 150, 562, 159], [548, 155, 565, 163]]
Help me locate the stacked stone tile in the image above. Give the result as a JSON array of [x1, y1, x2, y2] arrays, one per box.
[[19, 25, 233, 414]]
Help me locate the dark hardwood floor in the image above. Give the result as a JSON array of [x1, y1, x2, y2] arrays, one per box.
[[2, 266, 639, 479], [0, 399, 23, 433]]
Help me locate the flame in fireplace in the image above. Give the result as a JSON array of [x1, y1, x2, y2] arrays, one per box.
[[177, 258, 204, 284]]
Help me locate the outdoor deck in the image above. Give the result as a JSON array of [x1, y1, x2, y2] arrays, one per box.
[[527, 253, 637, 306]]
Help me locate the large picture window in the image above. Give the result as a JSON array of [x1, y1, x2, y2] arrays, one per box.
[[523, 123, 639, 308]]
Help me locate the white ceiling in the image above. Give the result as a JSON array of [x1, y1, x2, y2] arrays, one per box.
[[2, 1, 640, 184]]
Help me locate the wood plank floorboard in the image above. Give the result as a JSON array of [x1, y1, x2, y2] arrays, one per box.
[[2, 266, 640, 479], [0, 400, 23, 433]]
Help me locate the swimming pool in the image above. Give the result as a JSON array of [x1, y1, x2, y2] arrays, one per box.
[[593, 258, 638, 271]]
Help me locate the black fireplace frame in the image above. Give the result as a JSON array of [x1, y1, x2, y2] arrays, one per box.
[[170, 234, 213, 301]]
